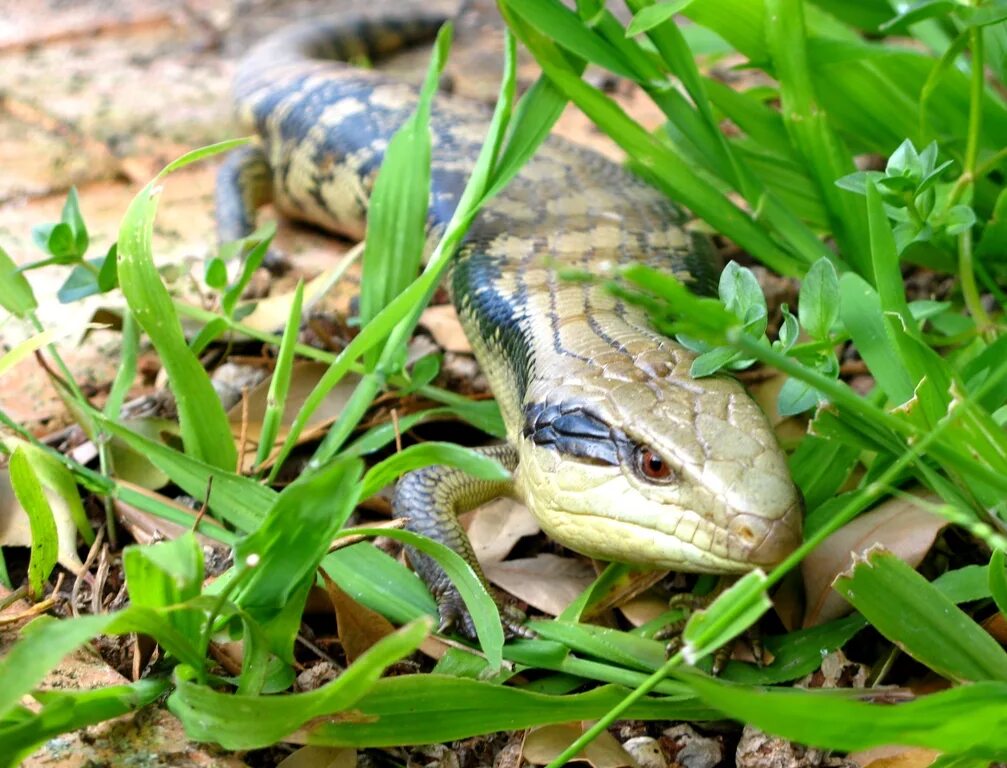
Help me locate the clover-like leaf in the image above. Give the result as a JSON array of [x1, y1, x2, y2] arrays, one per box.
[[798, 258, 840, 341]]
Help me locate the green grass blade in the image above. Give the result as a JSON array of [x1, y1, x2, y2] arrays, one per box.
[[765, 0, 868, 273], [117, 141, 246, 470], [359, 442, 510, 500], [322, 544, 436, 624], [338, 527, 505, 670], [168, 618, 431, 749], [359, 25, 449, 370], [8, 448, 58, 599], [254, 280, 304, 470], [0, 245, 37, 318], [675, 669, 1007, 755], [834, 548, 1007, 683], [502, 11, 805, 275], [304, 675, 715, 746], [94, 414, 272, 531]]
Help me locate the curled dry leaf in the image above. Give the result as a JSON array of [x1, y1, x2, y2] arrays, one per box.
[[483, 554, 596, 618], [227, 361, 361, 472], [802, 490, 948, 627], [524, 723, 640, 768], [238, 245, 362, 332], [465, 497, 540, 565], [322, 570, 395, 664], [112, 479, 228, 553], [847, 746, 940, 768]]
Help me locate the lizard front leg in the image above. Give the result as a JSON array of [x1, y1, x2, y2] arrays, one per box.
[[394, 443, 532, 639]]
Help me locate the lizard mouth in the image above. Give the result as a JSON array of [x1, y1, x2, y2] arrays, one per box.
[[531, 507, 768, 574]]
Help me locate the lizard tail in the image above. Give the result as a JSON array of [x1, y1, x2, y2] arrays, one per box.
[[235, 12, 450, 100]]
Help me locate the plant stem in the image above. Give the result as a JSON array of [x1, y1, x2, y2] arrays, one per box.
[[956, 26, 992, 334]]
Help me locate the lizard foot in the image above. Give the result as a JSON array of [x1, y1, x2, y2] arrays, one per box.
[[434, 584, 534, 640]]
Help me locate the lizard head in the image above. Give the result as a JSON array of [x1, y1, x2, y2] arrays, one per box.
[[516, 345, 803, 573]]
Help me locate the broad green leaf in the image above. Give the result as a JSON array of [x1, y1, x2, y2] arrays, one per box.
[[988, 549, 1007, 618], [788, 435, 858, 511], [0, 244, 37, 317], [33, 222, 75, 261], [777, 375, 821, 416], [56, 258, 109, 303], [233, 459, 363, 621], [723, 614, 868, 685], [5, 440, 93, 546], [305, 675, 715, 746], [94, 414, 271, 532], [8, 448, 58, 599], [530, 621, 665, 672], [97, 243, 118, 292], [322, 543, 436, 625], [839, 272, 915, 405], [865, 181, 915, 333], [61, 187, 89, 256], [798, 258, 840, 340], [123, 533, 205, 645], [690, 345, 740, 377], [834, 548, 1007, 683]]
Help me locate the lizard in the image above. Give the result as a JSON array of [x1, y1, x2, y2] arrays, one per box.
[[216, 9, 803, 637]]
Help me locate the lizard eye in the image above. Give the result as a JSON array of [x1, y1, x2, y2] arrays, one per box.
[[635, 446, 675, 483]]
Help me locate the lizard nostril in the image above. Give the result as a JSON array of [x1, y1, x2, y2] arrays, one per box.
[[734, 524, 756, 543], [743, 502, 804, 567]]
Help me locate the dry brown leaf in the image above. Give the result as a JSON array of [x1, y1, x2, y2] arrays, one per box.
[[484, 554, 595, 617], [802, 490, 948, 627], [524, 723, 639, 768], [238, 243, 362, 332], [227, 361, 361, 472], [982, 611, 1007, 645], [278, 746, 357, 768], [322, 570, 396, 664], [848, 746, 940, 768], [0, 467, 84, 575], [616, 593, 671, 627], [466, 498, 540, 565], [419, 303, 472, 353], [112, 480, 228, 552], [584, 570, 667, 621]]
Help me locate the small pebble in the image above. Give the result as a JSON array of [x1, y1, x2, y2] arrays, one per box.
[[663, 724, 722, 768], [622, 736, 667, 768]]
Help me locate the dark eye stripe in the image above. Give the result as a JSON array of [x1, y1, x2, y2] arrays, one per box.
[[523, 402, 631, 466]]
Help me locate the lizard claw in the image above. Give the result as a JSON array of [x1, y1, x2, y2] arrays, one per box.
[[434, 585, 533, 640]]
